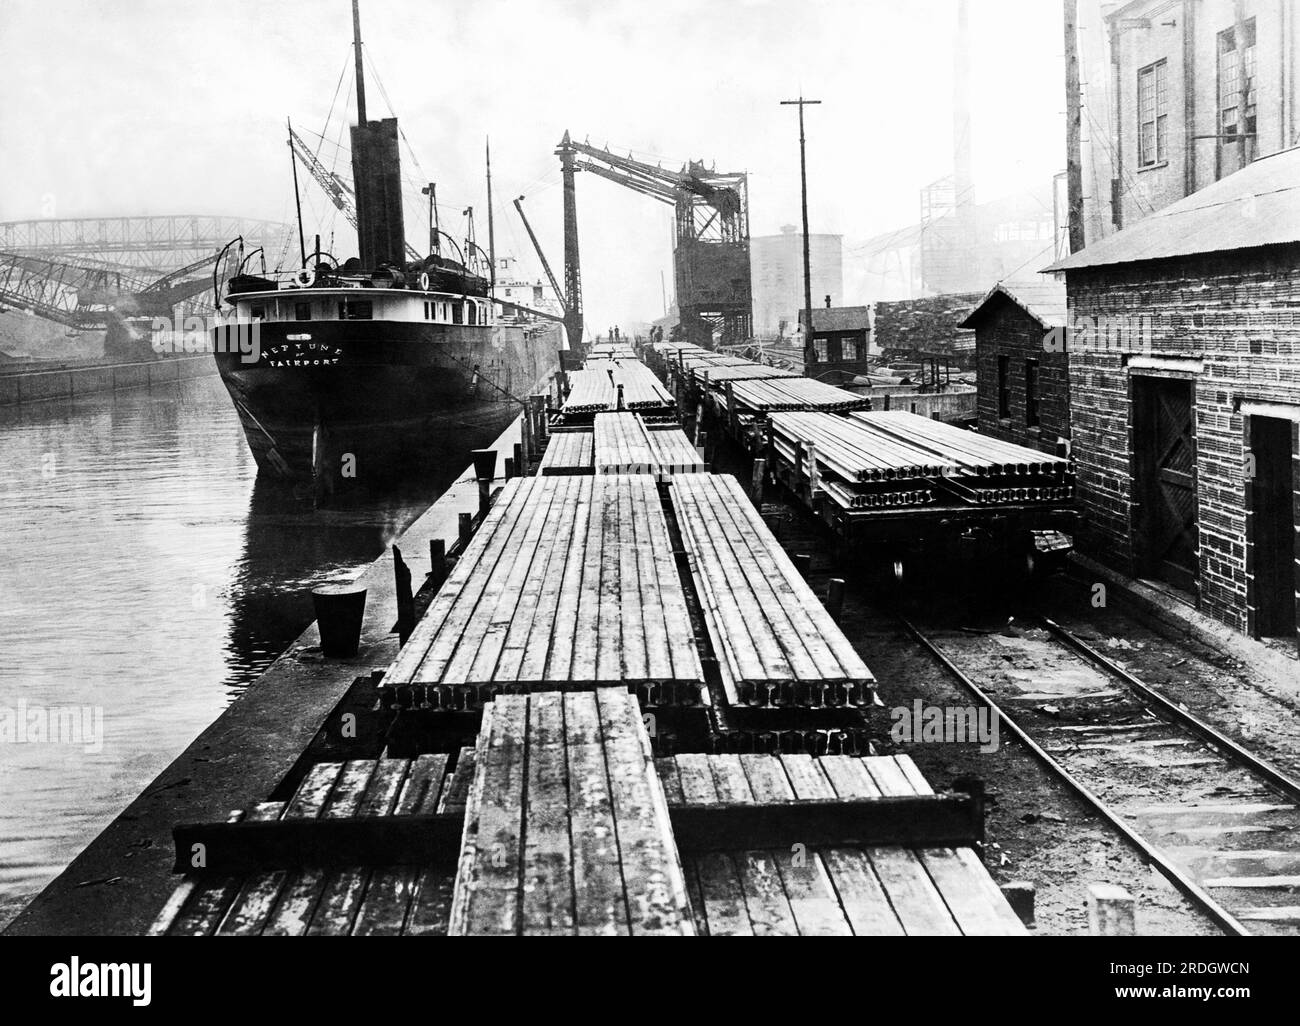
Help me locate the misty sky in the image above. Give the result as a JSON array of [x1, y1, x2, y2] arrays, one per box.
[[1, 0, 1068, 333]]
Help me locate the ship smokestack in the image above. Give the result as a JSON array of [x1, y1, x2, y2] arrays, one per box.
[[349, 0, 406, 268]]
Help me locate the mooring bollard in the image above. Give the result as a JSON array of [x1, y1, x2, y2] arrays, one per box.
[[458, 512, 473, 550], [504, 456, 516, 480], [513, 442, 524, 476], [826, 578, 845, 624], [616, 382, 626, 411], [471, 448, 497, 519], [311, 584, 367, 658], [794, 554, 812, 580]]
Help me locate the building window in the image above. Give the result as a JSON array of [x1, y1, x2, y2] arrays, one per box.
[[1218, 19, 1258, 164], [812, 337, 829, 363], [1138, 60, 1169, 167], [338, 300, 373, 320], [843, 338, 860, 362], [1025, 359, 1040, 428], [997, 355, 1010, 419], [294, 302, 312, 321]]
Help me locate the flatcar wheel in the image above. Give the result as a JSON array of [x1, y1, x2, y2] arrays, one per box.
[[892, 559, 906, 588], [1023, 550, 1039, 583]]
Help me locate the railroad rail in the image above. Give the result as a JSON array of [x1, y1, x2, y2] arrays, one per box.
[[900, 614, 1300, 936]]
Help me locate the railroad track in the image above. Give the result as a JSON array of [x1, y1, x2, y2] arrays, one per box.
[[900, 614, 1300, 937]]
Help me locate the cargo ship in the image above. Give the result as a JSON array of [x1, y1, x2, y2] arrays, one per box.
[[211, 0, 561, 492]]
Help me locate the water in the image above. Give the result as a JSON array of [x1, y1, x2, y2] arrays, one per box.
[[0, 374, 446, 921]]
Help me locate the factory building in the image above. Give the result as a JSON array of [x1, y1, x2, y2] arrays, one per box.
[[750, 226, 843, 339]]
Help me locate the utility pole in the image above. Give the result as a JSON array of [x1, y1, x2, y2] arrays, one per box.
[[780, 96, 821, 373], [1064, 0, 1086, 253], [485, 138, 497, 294]]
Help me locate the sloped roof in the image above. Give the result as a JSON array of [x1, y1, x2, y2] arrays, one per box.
[[1048, 147, 1300, 272], [960, 277, 1068, 330], [800, 306, 871, 331]]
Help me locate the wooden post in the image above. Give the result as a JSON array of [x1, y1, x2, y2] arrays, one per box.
[[794, 554, 812, 580], [429, 538, 447, 590], [471, 448, 497, 519], [458, 512, 473, 550], [513, 442, 524, 477], [725, 380, 738, 439], [1001, 882, 1036, 928], [826, 578, 845, 624], [751, 458, 767, 506], [806, 441, 821, 500], [520, 409, 533, 462], [393, 545, 415, 646], [504, 456, 516, 480], [616, 383, 626, 411], [1088, 884, 1135, 936], [1064, 0, 1085, 254]]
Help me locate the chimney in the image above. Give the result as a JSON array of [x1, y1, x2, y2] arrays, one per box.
[[824, 295, 832, 308]]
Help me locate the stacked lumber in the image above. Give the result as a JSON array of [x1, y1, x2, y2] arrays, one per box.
[[149, 752, 477, 936], [656, 753, 1026, 936], [669, 473, 874, 708], [449, 691, 694, 936], [562, 362, 675, 417], [384, 474, 706, 707], [586, 343, 638, 361], [593, 412, 706, 477], [727, 376, 871, 415], [539, 430, 594, 475]]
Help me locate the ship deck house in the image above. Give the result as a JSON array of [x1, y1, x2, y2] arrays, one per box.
[[1049, 147, 1300, 653]]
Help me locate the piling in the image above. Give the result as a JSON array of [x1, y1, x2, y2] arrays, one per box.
[[392, 545, 415, 646], [472, 448, 497, 519]]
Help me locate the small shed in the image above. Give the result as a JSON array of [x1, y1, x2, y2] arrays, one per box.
[[799, 303, 872, 379]]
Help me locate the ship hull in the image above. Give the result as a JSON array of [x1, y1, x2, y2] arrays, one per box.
[[213, 318, 561, 488]]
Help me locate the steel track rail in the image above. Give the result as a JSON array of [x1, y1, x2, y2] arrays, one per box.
[[899, 616, 1250, 937], [1039, 616, 1300, 806]]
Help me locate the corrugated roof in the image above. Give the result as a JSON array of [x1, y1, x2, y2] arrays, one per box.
[[1047, 147, 1300, 272], [800, 306, 871, 332], [959, 276, 1068, 330]]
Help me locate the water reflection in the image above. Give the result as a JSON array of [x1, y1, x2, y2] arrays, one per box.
[[0, 375, 452, 915]]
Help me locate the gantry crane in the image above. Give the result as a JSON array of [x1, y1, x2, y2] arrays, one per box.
[[556, 132, 753, 349]]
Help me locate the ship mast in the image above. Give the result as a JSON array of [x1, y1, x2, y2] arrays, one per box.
[[352, 0, 368, 125]]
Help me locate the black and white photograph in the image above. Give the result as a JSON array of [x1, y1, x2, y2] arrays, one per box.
[[0, 0, 1296, 999]]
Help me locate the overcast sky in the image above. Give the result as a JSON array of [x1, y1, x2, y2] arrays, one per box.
[[1, 0, 1068, 332]]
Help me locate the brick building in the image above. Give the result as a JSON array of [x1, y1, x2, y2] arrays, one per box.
[[961, 278, 1071, 456], [1084, 0, 1300, 237], [1050, 146, 1300, 651]]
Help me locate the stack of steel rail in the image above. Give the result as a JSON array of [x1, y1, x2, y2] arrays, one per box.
[[769, 411, 944, 511], [849, 412, 1073, 505], [562, 362, 676, 417], [692, 363, 798, 386], [727, 377, 871, 415], [586, 343, 639, 361], [593, 412, 705, 478]]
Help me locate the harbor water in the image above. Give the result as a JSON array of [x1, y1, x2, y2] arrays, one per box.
[[0, 374, 450, 923]]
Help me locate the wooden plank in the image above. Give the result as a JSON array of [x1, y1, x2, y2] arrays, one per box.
[[448, 695, 529, 936], [522, 693, 576, 934], [780, 754, 836, 800], [735, 851, 799, 936], [436, 747, 477, 815], [655, 757, 685, 806], [255, 764, 344, 937], [213, 801, 289, 936], [709, 754, 755, 805], [675, 753, 720, 805], [775, 851, 854, 936], [920, 847, 1026, 936], [565, 692, 630, 936], [863, 756, 918, 797], [820, 848, 906, 936], [866, 847, 961, 936], [351, 866, 419, 936], [819, 756, 883, 799], [394, 754, 449, 816], [403, 866, 456, 936], [691, 853, 754, 936], [595, 689, 694, 935]]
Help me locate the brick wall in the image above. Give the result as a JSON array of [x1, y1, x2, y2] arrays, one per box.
[[973, 298, 1071, 455], [1067, 245, 1300, 638]]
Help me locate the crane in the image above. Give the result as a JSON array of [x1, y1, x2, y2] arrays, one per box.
[[556, 133, 753, 348], [512, 197, 567, 318]]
